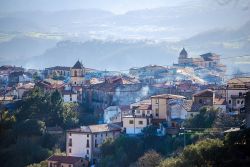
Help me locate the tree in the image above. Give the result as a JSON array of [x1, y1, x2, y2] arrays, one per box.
[[15, 119, 46, 136], [136, 150, 162, 167], [159, 139, 224, 167], [184, 108, 217, 128], [61, 103, 79, 128], [213, 112, 243, 128]]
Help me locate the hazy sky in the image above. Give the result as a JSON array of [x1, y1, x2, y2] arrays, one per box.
[[0, 0, 240, 14]]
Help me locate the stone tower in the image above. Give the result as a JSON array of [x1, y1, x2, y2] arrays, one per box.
[[178, 48, 188, 65], [71, 60, 85, 86]]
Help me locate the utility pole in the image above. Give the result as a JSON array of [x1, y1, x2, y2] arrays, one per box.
[[180, 127, 186, 148]]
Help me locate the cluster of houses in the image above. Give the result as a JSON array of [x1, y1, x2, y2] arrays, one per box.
[[1, 49, 250, 167]]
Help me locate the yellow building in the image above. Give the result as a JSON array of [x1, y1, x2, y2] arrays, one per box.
[[71, 60, 85, 86], [151, 94, 186, 122]]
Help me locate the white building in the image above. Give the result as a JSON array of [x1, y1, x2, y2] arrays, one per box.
[[63, 90, 78, 103], [226, 77, 250, 113], [122, 115, 151, 135], [66, 124, 121, 162], [104, 106, 121, 123]]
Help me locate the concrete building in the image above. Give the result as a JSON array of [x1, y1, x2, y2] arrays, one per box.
[[193, 89, 215, 106], [122, 115, 151, 135], [66, 124, 121, 162], [103, 106, 124, 123], [151, 94, 186, 122], [63, 90, 78, 103], [71, 61, 85, 86], [45, 66, 71, 79], [47, 155, 88, 167], [226, 77, 250, 113], [176, 48, 226, 73]]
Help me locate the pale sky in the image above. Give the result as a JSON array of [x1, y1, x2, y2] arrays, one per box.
[[0, 0, 218, 14]]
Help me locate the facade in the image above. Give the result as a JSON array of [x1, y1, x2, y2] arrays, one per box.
[[226, 77, 250, 113], [45, 66, 71, 79], [83, 76, 142, 112], [213, 98, 227, 112], [16, 83, 34, 99], [36, 79, 65, 93], [169, 99, 193, 127], [177, 48, 226, 73], [47, 155, 87, 167], [123, 115, 151, 134], [66, 124, 121, 162], [63, 90, 78, 103], [104, 106, 122, 123], [151, 94, 186, 122], [71, 61, 85, 86], [193, 89, 215, 106]]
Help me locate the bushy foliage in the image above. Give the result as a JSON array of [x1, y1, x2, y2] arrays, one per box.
[[136, 150, 162, 167], [159, 129, 250, 167], [0, 138, 52, 167], [184, 108, 217, 128], [0, 88, 76, 167], [100, 136, 144, 167], [15, 119, 46, 136], [159, 139, 224, 167]]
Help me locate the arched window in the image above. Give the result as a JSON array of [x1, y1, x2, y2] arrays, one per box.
[[74, 70, 77, 77]]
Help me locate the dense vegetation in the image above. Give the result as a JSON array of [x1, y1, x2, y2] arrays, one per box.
[[159, 128, 250, 167], [100, 108, 246, 167], [0, 88, 97, 167]]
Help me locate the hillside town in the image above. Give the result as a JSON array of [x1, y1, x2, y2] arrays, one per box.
[[1, 48, 250, 167]]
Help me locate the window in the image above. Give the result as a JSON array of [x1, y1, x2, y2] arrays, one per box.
[[229, 100, 231, 104], [199, 99, 203, 104], [237, 100, 240, 104], [241, 100, 244, 104], [155, 99, 159, 104], [106, 132, 108, 136], [239, 92, 242, 97], [147, 110, 150, 114], [87, 149, 89, 154], [87, 134, 89, 137], [69, 165, 71, 167], [69, 148, 71, 153], [95, 134, 97, 137], [129, 120, 134, 124], [74, 70, 77, 77], [70, 97, 72, 101], [95, 139, 98, 147], [69, 133, 71, 136], [50, 163, 52, 167], [139, 121, 143, 125], [69, 138, 72, 146], [155, 108, 159, 117], [86, 139, 89, 148]]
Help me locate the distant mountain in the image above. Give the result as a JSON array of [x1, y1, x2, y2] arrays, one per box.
[[179, 20, 250, 56], [27, 40, 176, 70], [0, 36, 57, 66]]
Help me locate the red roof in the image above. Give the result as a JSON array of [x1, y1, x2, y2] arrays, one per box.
[[47, 155, 82, 164], [193, 89, 214, 97]]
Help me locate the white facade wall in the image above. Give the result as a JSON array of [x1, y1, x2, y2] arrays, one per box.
[[226, 89, 248, 111], [213, 105, 226, 112], [63, 94, 77, 103], [104, 106, 121, 123], [67, 133, 92, 159]]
